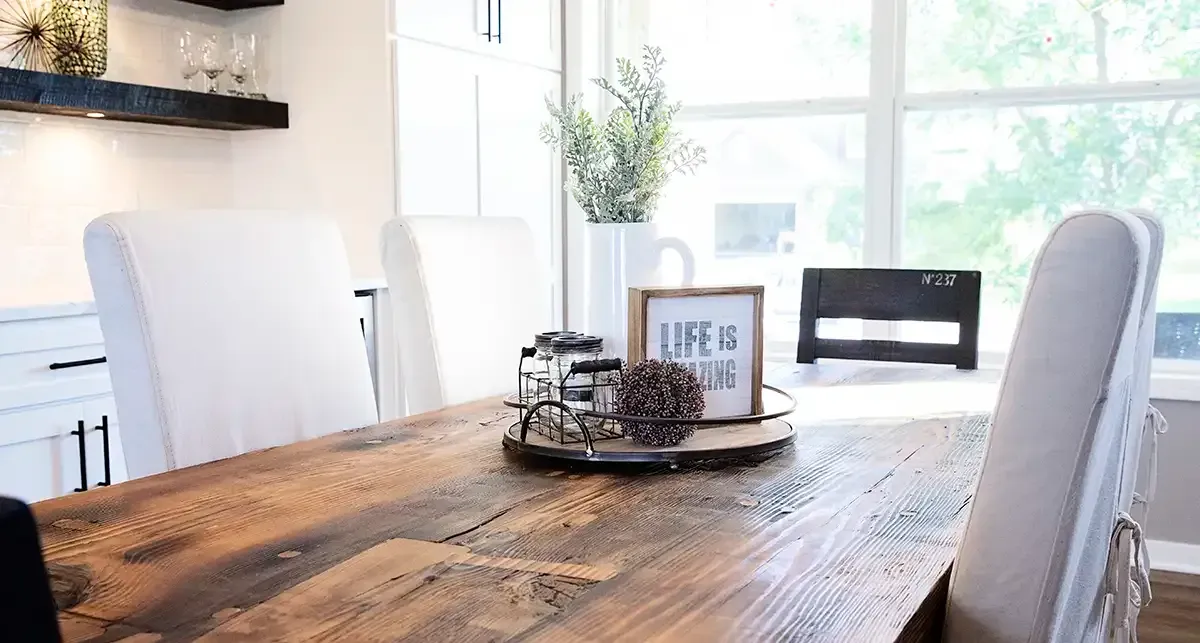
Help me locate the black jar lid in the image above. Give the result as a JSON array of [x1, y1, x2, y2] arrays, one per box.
[[534, 331, 579, 348], [550, 334, 603, 354]]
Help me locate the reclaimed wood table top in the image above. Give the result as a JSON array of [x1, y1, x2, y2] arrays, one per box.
[[34, 362, 997, 643]]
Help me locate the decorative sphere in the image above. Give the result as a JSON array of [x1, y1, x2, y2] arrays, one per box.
[[615, 359, 706, 447]]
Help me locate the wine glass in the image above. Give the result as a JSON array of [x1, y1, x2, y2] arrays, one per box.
[[199, 33, 227, 94], [227, 33, 250, 96], [177, 31, 200, 91]]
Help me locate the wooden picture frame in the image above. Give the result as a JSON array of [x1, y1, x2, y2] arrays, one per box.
[[628, 285, 765, 416]]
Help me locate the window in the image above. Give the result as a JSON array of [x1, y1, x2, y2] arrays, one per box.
[[714, 204, 797, 257], [615, 0, 1200, 365], [652, 114, 865, 355]]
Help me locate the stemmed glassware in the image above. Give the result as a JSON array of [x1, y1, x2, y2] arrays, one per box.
[[177, 32, 265, 98], [199, 33, 227, 94], [227, 33, 251, 96], [177, 31, 200, 91]]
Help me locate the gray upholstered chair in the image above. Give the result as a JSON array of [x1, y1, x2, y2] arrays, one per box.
[[944, 210, 1152, 643], [1123, 210, 1168, 533]]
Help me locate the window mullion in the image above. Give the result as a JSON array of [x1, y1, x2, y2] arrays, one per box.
[[865, 0, 903, 339], [865, 0, 902, 270]]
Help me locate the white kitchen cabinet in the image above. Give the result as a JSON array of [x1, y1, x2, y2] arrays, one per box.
[[395, 39, 480, 217], [82, 395, 128, 490], [478, 64, 562, 328], [0, 308, 128, 503], [487, 0, 561, 70], [0, 402, 84, 503], [394, 0, 560, 71], [396, 39, 562, 327], [0, 288, 386, 502], [395, 0, 489, 52], [0, 396, 127, 504]]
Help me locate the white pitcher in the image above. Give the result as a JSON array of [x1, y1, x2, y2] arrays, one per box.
[[585, 222, 696, 362]]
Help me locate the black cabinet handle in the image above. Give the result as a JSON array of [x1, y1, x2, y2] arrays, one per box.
[[49, 357, 106, 370], [71, 421, 87, 492], [481, 0, 492, 41], [95, 415, 111, 487], [496, 0, 502, 43]]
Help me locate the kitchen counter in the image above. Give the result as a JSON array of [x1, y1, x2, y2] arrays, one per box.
[[0, 279, 390, 324]]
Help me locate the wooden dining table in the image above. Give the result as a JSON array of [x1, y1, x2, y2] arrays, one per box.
[[34, 362, 997, 643]]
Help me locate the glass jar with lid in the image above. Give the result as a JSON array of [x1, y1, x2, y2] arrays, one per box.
[[550, 335, 606, 434], [531, 331, 578, 400]]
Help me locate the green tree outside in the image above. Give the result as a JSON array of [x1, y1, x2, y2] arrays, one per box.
[[905, 0, 1200, 314]]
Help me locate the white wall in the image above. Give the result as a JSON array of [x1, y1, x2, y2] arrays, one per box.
[[1143, 399, 1200, 545], [0, 0, 235, 306], [230, 0, 396, 281], [0, 0, 398, 306]]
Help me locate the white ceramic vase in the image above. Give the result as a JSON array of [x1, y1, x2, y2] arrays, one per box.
[[586, 222, 696, 362]]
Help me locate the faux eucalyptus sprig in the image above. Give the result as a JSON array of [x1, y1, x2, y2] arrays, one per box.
[[540, 46, 707, 224]]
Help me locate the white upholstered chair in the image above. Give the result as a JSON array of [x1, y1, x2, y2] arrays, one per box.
[[84, 210, 379, 478], [380, 216, 550, 415], [944, 210, 1151, 643]]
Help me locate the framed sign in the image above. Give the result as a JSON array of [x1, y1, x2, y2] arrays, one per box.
[[628, 285, 765, 416]]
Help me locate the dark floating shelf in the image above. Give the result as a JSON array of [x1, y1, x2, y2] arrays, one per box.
[[0, 67, 288, 130], [176, 0, 283, 9]]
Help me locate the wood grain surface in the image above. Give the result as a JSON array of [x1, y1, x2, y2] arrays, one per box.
[[507, 418, 794, 453], [33, 362, 996, 643], [1139, 571, 1200, 643]]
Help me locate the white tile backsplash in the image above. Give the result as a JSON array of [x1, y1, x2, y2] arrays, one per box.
[[1, 1, 395, 308], [0, 0, 238, 307]]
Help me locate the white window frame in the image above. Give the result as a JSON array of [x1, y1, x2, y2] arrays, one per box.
[[572, 0, 1200, 400]]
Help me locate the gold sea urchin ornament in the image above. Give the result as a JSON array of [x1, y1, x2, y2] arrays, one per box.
[[0, 0, 60, 72]]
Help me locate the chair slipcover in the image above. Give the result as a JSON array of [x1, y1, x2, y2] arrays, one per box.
[[380, 216, 550, 415], [1122, 209, 1167, 531], [945, 210, 1150, 643], [85, 210, 378, 477]]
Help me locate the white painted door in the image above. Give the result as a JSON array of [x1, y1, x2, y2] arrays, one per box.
[[393, 38, 564, 325], [0, 397, 128, 503], [488, 0, 561, 70], [478, 62, 563, 328], [83, 395, 128, 489], [394, 0, 490, 51], [0, 401, 86, 503], [395, 38, 481, 217]]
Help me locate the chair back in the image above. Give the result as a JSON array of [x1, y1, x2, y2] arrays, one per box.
[[796, 268, 981, 369], [85, 210, 379, 478], [945, 210, 1149, 643], [380, 216, 550, 415], [1122, 210, 1164, 515], [0, 497, 62, 643]]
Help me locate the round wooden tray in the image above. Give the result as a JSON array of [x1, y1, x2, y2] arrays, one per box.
[[502, 418, 795, 464], [502, 384, 798, 426]]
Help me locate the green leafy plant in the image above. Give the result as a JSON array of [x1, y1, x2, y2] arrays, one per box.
[[540, 46, 707, 224]]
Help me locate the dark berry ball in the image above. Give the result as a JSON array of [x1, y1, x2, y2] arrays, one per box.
[[614, 359, 706, 447]]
